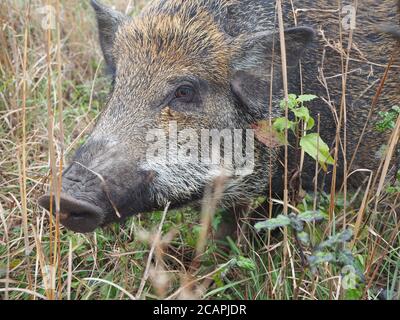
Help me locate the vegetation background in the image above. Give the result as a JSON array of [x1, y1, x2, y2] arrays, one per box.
[[0, 0, 399, 300]]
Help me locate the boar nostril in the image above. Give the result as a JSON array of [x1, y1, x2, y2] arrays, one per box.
[[38, 193, 105, 233]]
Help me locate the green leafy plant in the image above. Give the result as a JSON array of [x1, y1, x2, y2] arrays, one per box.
[[255, 211, 365, 298], [386, 169, 400, 194], [253, 94, 335, 171], [376, 105, 400, 133], [254, 211, 325, 233], [278, 94, 334, 170]]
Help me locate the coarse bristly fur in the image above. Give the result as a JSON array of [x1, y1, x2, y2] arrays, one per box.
[[39, 0, 399, 233]]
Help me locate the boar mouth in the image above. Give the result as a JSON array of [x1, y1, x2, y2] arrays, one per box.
[[38, 193, 106, 233]]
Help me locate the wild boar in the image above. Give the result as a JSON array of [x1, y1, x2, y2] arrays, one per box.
[[39, 0, 399, 234]]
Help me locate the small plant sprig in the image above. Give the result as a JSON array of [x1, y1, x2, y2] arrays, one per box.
[[255, 211, 365, 298], [277, 94, 334, 171], [386, 169, 400, 195], [376, 105, 400, 133], [252, 94, 335, 171], [375, 106, 400, 194], [254, 210, 325, 250]]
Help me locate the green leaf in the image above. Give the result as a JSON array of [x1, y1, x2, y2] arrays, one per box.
[[211, 211, 223, 231], [212, 272, 225, 288], [337, 250, 357, 269], [297, 210, 326, 223], [387, 186, 400, 194], [273, 117, 295, 133], [337, 229, 354, 242], [345, 288, 363, 300], [376, 105, 400, 132], [297, 94, 318, 103], [308, 251, 335, 266], [300, 133, 335, 171], [288, 214, 304, 231], [280, 94, 298, 110], [306, 116, 315, 130], [292, 106, 310, 121], [297, 231, 310, 245], [317, 229, 353, 250], [236, 256, 256, 271], [254, 214, 291, 231]]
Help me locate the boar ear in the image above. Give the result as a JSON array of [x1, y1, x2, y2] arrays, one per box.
[[230, 27, 315, 118], [91, 0, 129, 75], [231, 27, 315, 70], [231, 71, 271, 119]]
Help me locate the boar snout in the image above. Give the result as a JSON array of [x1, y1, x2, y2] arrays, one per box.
[[39, 164, 156, 233], [38, 193, 105, 233], [38, 138, 157, 233]]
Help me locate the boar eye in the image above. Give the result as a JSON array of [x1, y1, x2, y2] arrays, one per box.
[[174, 85, 195, 102]]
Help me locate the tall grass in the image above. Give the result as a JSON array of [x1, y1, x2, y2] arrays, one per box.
[[0, 0, 399, 300]]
